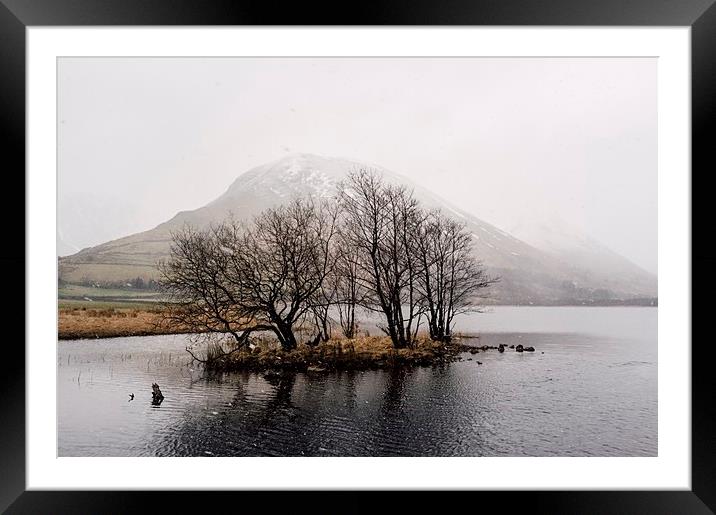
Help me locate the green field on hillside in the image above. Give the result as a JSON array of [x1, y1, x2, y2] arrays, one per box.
[[58, 298, 164, 310], [58, 284, 164, 307]]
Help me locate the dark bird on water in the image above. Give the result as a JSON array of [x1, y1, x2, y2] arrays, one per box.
[[128, 393, 134, 401]]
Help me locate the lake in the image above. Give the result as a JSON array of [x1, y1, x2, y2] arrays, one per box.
[[57, 306, 657, 457]]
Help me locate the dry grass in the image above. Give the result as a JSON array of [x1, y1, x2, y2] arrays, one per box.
[[58, 305, 186, 340], [209, 334, 470, 372]]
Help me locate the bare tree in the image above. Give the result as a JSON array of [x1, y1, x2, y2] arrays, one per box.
[[331, 239, 366, 339], [158, 225, 268, 349], [306, 202, 342, 344], [307, 288, 334, 344], [338, 169, 424, 348], [159, 199, 337, 352], [414, 211, 498, 342]]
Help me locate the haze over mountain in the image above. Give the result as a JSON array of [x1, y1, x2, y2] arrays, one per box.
[[57, 194, 152, 257], [59, 154, 657, 304]]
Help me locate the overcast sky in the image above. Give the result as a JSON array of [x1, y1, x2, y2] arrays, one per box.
[[58, 57, 657, 273]]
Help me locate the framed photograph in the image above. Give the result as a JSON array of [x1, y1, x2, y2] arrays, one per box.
[[4, 0, 713, 512]]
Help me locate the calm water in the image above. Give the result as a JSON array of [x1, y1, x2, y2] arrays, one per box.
[[58, 306, 657, 457]]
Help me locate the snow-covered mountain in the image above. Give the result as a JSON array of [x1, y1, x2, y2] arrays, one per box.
[[59, 153, 657, 304]]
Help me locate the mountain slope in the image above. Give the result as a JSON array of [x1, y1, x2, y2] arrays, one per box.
[[59, 153, 657, 304], [509, 216, 657, 300]]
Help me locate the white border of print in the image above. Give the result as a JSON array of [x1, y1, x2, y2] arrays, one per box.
[[27, 27, 690, 490]]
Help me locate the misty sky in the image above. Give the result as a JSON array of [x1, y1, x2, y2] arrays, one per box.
[[58, 57, 657, 273]]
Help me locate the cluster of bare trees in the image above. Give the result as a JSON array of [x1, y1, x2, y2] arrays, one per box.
[[159, 169, 497, 353]]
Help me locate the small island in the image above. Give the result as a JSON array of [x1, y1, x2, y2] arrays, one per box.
[[202, 336, 536, 373]]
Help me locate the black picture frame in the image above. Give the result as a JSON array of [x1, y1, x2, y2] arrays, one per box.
[[2, 1, 713, 513]]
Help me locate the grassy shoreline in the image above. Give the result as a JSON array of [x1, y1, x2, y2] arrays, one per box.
[[58, 303, 184, 340]]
